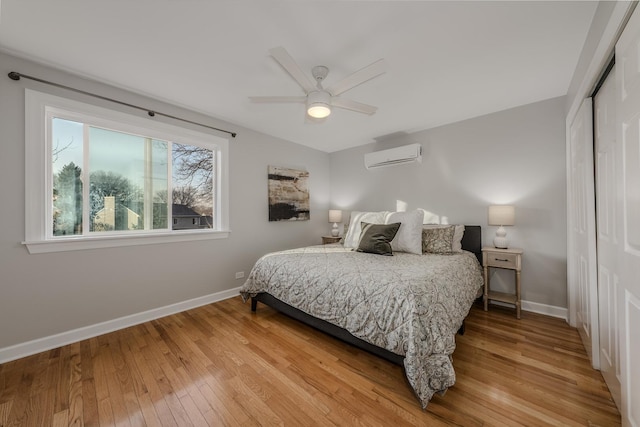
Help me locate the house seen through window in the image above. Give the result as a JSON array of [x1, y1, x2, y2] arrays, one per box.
[[52, 118, 215, 235]]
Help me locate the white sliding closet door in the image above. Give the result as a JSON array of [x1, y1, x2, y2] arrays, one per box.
[[568, 98, 599, 369], [615, 6, 640, 425], [594, 67, 622, 410]]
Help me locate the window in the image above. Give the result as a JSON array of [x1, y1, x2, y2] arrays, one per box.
[[25, 89, 229, 253]]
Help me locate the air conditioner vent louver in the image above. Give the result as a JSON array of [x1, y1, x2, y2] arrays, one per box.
[[364, 143, 422, 169]]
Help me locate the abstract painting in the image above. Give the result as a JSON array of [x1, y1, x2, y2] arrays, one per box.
[[268, 166, 310, 221]]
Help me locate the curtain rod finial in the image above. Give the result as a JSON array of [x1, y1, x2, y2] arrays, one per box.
[[8, 72, 21, 81]]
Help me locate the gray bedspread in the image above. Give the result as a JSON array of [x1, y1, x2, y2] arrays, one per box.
[[239, 244, 483, 408]]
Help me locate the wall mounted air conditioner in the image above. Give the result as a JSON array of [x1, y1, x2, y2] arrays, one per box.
[[364, 143, 422, 170]]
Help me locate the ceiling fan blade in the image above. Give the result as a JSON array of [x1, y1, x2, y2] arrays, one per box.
[[269, 46, 317, 94], [326, 59, 386, 96], [331, 97, 378, 115], [249, 96, 306, 104]]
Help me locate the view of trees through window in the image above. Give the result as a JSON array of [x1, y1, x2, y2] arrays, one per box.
[[51, 117, 215, 236]]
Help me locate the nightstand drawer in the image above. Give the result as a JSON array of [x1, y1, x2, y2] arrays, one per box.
[[486, 252, 519, 269]]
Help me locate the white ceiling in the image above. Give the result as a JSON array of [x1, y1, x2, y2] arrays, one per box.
[[0, 1, 597, 153]]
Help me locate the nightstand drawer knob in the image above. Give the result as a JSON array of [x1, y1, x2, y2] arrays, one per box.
[[495, 258, 509, 262]]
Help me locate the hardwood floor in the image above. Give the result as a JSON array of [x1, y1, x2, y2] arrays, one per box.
[[0, 297, 620, 426]]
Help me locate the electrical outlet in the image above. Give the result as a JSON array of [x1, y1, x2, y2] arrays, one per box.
[[235, 271, 245, 279]]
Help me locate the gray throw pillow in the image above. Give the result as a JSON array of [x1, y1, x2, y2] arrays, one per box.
[[356, 222, 401, 256]]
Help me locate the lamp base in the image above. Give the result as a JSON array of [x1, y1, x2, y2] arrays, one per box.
[[493, 226, 509, 249], [493, 236, 509, 249], [331, 223, 339, 237]]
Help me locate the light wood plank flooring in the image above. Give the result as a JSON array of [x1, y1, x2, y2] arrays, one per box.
[[0, 297, 620, 426]]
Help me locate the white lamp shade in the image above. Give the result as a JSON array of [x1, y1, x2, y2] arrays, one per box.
[[488, 205, 515, 226], [329, 210, 343, 223]]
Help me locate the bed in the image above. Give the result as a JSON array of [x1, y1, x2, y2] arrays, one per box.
[[240, 223, 483, 408]]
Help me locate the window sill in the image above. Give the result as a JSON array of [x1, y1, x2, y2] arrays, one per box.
[[23, 229, 231, 254]]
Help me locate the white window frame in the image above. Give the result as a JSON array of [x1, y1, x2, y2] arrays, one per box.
[[24, 89, 230, 254]]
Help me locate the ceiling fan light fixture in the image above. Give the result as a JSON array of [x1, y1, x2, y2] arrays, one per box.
[[307, 103, 331, 118], [307, 90, 331, 118]]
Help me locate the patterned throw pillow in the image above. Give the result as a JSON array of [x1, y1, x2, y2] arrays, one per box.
[[422, 225, 456, 254], [422, 224, 465, 252], [357, 222, 401, 256]]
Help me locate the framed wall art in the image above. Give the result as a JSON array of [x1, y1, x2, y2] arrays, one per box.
[[268, 166, 310, 221]]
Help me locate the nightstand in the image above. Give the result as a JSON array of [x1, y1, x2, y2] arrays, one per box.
[[482, 246, 523, 319], [322, 236, 342, 244]]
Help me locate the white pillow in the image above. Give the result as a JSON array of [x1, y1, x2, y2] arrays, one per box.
[[343, 211, 388, 249], [422, 224, 465, 252], [385, 210, 423, 254]]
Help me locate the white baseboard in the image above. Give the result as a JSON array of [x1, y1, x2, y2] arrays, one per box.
[[0, 286, 242, 364], [489, 299, 568, 321], [521, 300, 568, 320]]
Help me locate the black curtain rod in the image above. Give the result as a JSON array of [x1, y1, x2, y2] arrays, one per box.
[[7, 71, 237, 138]]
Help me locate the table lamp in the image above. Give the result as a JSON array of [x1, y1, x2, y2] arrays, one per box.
[[488, 205, 515, 249], [329, 210, 342, 237]]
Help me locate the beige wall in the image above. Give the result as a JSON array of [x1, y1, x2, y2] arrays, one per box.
[[329, 97, 568, 309], [0, 51, 330, 350]]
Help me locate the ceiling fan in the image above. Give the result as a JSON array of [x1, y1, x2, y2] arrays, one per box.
[[249, 47, 386, 121]]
